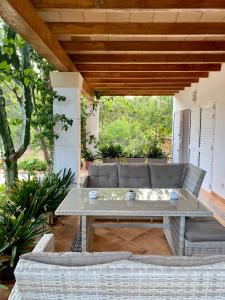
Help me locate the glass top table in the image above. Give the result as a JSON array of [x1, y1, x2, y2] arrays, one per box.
[[55, 188, 212, 218], [55, 188, 212, 255]]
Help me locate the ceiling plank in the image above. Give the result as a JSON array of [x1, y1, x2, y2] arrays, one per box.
[[82, 72, 209, 78], [48, 22, 225, 36], [87, 78, 199, 83], [72, 54, 225, 63], [78, 64, 220, 72], [31, 0, 225, 9], [0, 0, 94, 100], [62, 41, 225, 53]]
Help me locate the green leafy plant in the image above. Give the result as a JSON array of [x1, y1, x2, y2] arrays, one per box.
[[3, 169, 75, 220], [82, 149, 96, 162], [0, 209, 48, 268], [145, 141, 168, 159], [18, 158, 47, 173], [98, 144, 124, 158]]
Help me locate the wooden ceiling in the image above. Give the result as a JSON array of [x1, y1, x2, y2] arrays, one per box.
[[2, 1, 225, 97]]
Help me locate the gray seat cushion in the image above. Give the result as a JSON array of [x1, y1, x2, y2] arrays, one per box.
[[183, 164, 206, 196], [20, 252, 132, 267], [118, 163, 151, 188], [185, 219, 225, 242], [149, 163, 187, 188], [88, 163, 119, 188]]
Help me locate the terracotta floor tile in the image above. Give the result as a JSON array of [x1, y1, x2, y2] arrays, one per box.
[[94, 228, 111, 236], [108, 227, 147, 241], [131, 230, 172, 255], [92, 233, 124, 252]]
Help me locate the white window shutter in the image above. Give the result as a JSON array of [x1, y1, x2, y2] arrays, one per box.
[[189, 107, 200, 166], [199, 104, 215, 191]]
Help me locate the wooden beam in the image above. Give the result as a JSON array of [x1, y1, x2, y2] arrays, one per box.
[[82, 72, 209, 78], [78, 64, 221, 72], [0, 0, 94, 100], [91, 84, 190, 89], [72, 54, 225, 63], [87, 78, 199, 84], [98, 91, 176, 96], [94, 87, 184, 91], [47, 22, 225, 36], [62, 41, 225, 53], [31, 0, 225, 9]]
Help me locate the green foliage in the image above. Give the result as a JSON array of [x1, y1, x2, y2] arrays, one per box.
[[18, 158, 47, 173], [0, 209, 48, 267], [145, 141, 168, 159], [0, 21, 73, 185], [99, 96, 172, 155], [4, 169, 75, 220], [81, 96, 98, 155], [30, 50, 73, 170], [81, 149, 96, 161], [98, 144, 125, 158], [0, 23, 33, 186]]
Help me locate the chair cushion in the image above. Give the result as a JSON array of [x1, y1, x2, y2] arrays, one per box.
[[88, 163, 119, 188], [118, 163, 151, 188], [149, 163, 187, 188], [185, 219, 225, 242], [183, 164, 206, 196], [20, 252, 132, 267]]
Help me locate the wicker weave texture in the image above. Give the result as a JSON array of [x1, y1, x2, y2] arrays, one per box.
[[9, 234, 225, 300]]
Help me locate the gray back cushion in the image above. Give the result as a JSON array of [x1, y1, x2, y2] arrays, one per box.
[[150, 163, 187, 188], [183, 164, 206, 196], [130, 254, 225, 267], [88, 163, 119, 188], [20, 252, 132, 267], [118, 163, 151, 188]]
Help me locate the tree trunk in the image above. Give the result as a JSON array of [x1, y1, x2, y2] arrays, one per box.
[[4, 160, 18, 187]]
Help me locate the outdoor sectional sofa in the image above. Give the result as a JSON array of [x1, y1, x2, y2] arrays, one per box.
[[80, 162, 205, 197], [81, 163, 225, 256], [9, 234, 225, 300]]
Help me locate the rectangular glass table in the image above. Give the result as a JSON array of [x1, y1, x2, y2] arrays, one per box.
[[55, 188, 212, 255]]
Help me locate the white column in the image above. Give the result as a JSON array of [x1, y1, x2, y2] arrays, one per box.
[[50, 72, 83, 186], [86, 101, 100, 154]]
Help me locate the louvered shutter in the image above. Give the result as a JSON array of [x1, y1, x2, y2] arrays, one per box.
[[199, 104, 215, 190], [189, 107, 200, 166]]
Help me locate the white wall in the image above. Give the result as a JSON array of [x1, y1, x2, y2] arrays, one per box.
[[174, 64, 225, 199]]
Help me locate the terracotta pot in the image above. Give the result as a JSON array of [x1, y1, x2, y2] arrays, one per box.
[[147, 158, 168, 163], [102, 158, 117, 163], [85, 160, 94, 169]]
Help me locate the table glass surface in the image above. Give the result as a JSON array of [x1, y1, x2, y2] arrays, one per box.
[[55, 188, 212, 217]]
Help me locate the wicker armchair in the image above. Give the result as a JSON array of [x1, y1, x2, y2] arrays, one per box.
[[9, 234, 225, 300]]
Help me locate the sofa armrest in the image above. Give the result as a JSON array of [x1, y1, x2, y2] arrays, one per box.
[[32, 234, 55, 253], [80, 175, 89, 188]]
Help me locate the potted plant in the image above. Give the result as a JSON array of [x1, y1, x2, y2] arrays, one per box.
[[145, 141, 168, 163], [0, 208, 48, 282], [98, 144, 125, 163], [125, 149, 145, 163], [82, 149, 96, 169]]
